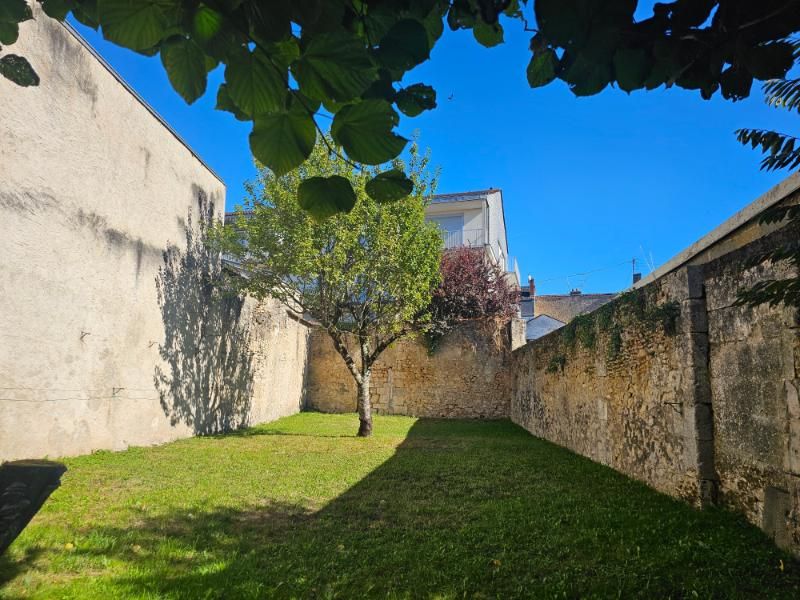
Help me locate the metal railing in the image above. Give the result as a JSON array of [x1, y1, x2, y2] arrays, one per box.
[[440, 228, 485, 249]]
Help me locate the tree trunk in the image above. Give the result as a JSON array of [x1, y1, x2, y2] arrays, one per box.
[[356, 371, 372, 437]]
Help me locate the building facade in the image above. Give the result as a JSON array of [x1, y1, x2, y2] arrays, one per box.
[[425, 188, 520, 286]]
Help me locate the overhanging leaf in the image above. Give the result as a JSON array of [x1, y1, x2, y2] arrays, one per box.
[[0, 22, 19, 45], [365, 169, 414, 203], [0, 54, 39, 86], [526, 49, 557, 88], [472, 21, 503, 48], [98, 0, 174, 50], [225, 48, 286, 117], [291, 31, 376, 103], [720, 65, 752, 101], [249, 97, 316, 176], [40, 0, 75, 21], [376, 19, 430, 71], [613, 47, 649, 92], [297, 175, 357, 220], [331, 99, 407, 164], [561, 52, 612, 96], [160, 36, 207, 103], [216, 83, 248, 120], [0, 0, 32, 24], [395, 83, 436, 117], [534, 0, 585, 47], [192, 4, 223, 43]]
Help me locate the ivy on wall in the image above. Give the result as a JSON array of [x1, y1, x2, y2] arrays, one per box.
[[545, 289, 681, 371]]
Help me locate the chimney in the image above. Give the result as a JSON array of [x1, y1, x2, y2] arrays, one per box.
[[569, 288, 582, 296], [528, 275, 535, 297], [633, 272, 642, 284]]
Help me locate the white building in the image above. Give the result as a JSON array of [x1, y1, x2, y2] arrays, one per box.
[[425, 188, 520, 286]]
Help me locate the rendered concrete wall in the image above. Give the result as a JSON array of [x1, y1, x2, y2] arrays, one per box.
[[307, 320, 519, 419], [703, 226, 800, 550], [0, 11, 308, 460]]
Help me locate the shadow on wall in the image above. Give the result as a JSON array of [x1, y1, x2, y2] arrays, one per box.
[[153, 191, 254, 435]]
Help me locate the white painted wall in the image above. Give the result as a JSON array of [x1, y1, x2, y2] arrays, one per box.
[[0, 9, 308, 460]]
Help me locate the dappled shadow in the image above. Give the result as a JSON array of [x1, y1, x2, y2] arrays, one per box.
[[58, 420, 800, 598], [154, 191, 253, 435]]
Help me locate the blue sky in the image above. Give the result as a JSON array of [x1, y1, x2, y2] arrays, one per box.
[[69, 10, 797, 295]]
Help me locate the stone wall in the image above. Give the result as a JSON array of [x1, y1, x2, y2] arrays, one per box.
[[307, 320, 522, 418], [510, 222, 800, 552], [511, 268, 712, 503], [0, 11, 309, 461]]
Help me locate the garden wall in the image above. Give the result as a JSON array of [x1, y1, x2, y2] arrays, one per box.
[[511, 186, 800, 552], [511, 268, 713, 503], [307, 320, 524, 418], [0, 10, 309, 461]]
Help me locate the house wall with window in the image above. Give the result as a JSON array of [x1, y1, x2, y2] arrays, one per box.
[[425, 189, 518, 283]]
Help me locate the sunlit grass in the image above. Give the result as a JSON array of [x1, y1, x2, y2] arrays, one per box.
[[1, 413, 798, 598]]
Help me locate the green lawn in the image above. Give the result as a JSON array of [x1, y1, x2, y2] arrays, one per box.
[[1, 414, 798, 599]]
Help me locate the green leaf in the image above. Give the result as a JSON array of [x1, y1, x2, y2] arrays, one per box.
[[297, 175, 357, 220], [561, 52, 612, 96], [291, 31, 376, 103], [331, 100, 407, 165], [0, 0, 32, 23], [191, 4, 223, 43], [40, 0, 75, 21], [745, 42, 795, 80], [395, 83, 436, 117], [365, 169, 414, 203], [526, 49, 558, 88], [98, 0, 173, 50], [720, 65, 752, 101], [376, 19, 430, 71], [0, 54, 39, 86], [534, 0, 585, 47], [422, 4, 445, 47], [0, 22, 19, 45], [613, 47, 649, 92], [249, 97, 316, 176], [472, 21, 503, 48], [73, 0, 99, 29], [225, 49, 286, 117], [160, 37, 207, 103], [216, 83, 249, 121]]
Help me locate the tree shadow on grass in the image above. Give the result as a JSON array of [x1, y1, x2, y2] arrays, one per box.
[[154, 190, 254, 436], [62, 420, 800, 599]]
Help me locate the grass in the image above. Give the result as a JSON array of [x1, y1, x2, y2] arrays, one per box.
[[1, 413, 799, 599]]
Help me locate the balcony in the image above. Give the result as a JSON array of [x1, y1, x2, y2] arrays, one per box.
[[440, 228, 485, 249]]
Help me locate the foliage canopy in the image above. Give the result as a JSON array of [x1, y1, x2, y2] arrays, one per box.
[[426, 247, 519, 349], [3, 1, 799, 216]]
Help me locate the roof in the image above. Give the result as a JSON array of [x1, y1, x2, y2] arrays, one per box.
[[526, 315, 565, 341], [533, 293, 616, 324], [430, 189, 499, 204]]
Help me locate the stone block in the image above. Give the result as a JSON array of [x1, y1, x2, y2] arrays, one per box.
[[763, 486, 792, 550]]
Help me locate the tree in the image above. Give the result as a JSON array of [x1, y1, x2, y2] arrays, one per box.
[[218, 139, 442, 436], [3, 1, 799, 217], [426, 247, 519, 349]]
